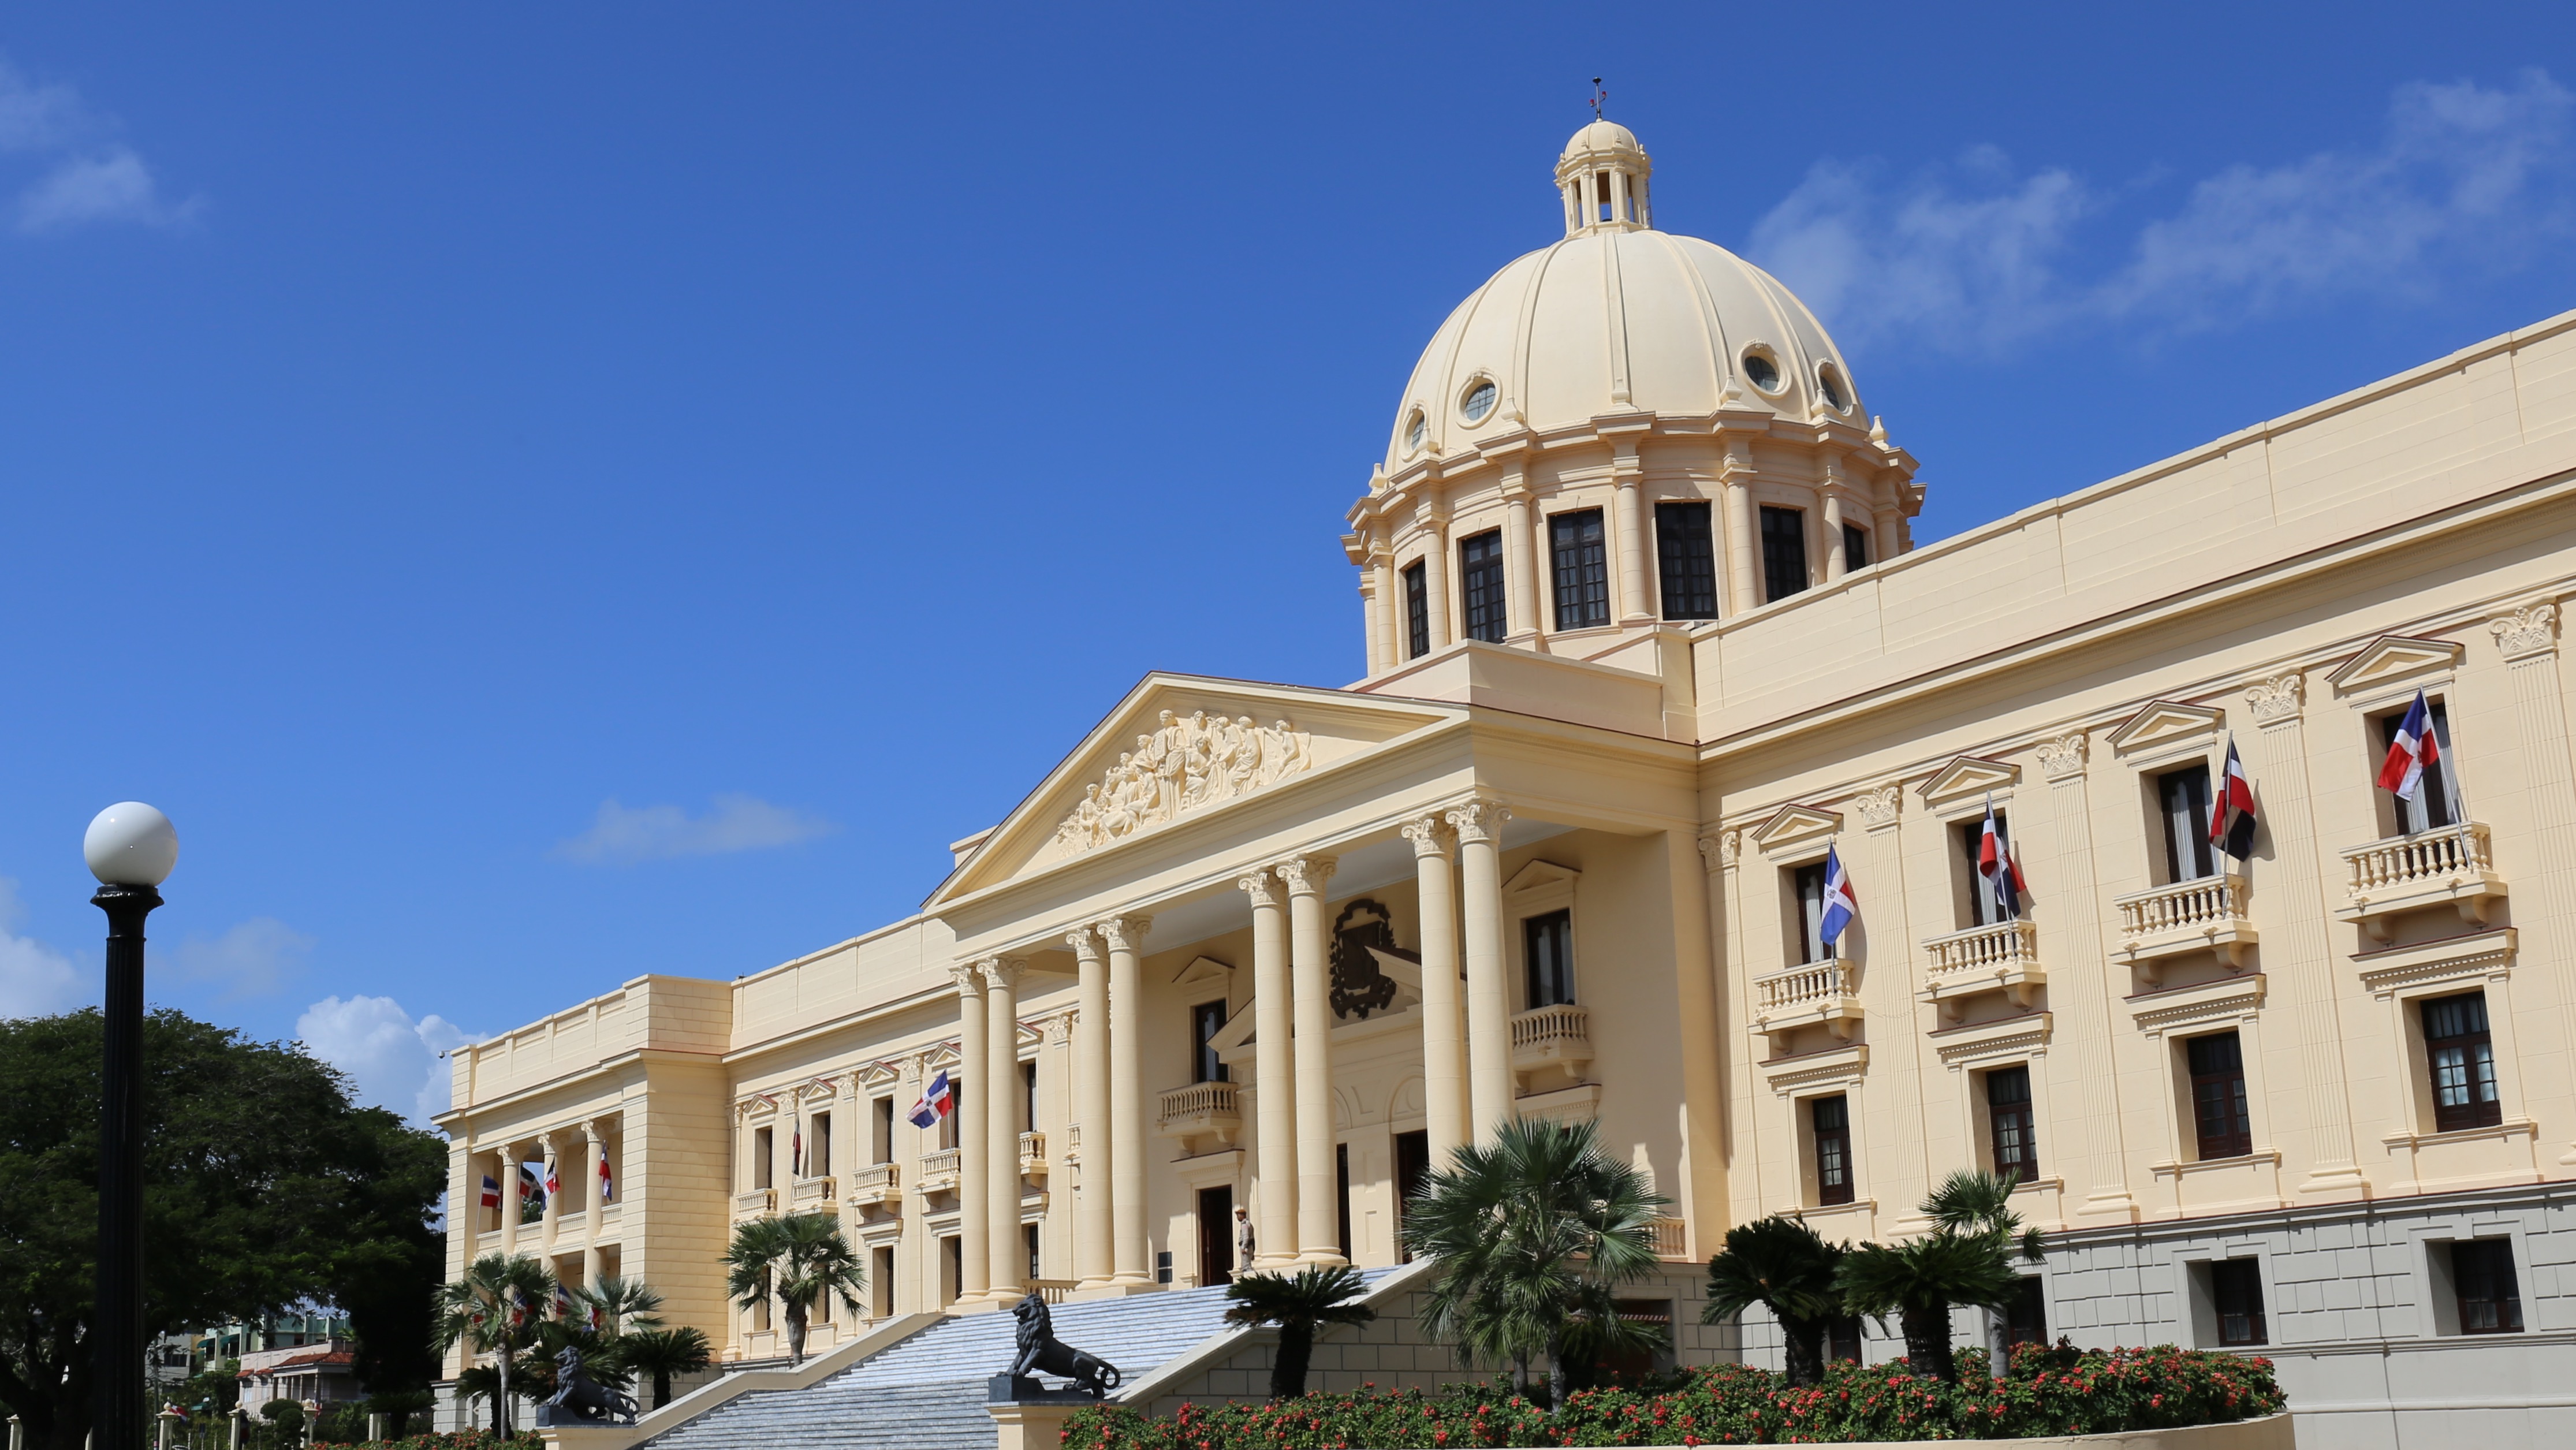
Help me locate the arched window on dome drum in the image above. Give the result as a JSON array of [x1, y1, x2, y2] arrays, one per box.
[[1402, 560, 1430, 661], [1459, 530, 1507, 643], [1550, 510, 1610, 631], [1655, 501, 1717, 620]]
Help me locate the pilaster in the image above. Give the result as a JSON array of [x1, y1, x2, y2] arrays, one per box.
[[2036, 733, 2138, 1220], [2486, 602, 2576, 1162]]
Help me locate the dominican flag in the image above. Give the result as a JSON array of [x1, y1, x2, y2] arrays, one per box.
[[1978, 797, 2032, 919], [553, 1283, 576, 1320], [1818, 844, 1859, 950], [519, 1163, 543, 1206], [2378, 689, 2443, 803], [543, 1159, 561, 1199], [792, 1118, 803, 1178], [2209, 736, 2260, 860], [908, 1069, 954, 1129], [479, 1175, 502, 1211], [598, 1157, 614, 1203], [509, 1288, 531, 1328]]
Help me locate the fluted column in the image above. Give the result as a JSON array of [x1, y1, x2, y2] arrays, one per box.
[[1449, 799, 1513, 1142], [1403, 817, 1468, 1160], [1277, 855, 1345, 1264], [950, 964, 992, 1303], [2485, 603, 2576, 1163], [2034, 736, 2137, 1221], [1612, 443, 1650, 623], [1240, 869, 1296, 1267], [1100, 915, 1153, 1286], [982, 957, 1026, 1297], [1066, 927, 1113, 1288], [1722, 444, 1759, 616]]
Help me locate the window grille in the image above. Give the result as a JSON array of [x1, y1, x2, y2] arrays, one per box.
[[2187, 1032, 2253, 1160], [1985, 1065, 2039, 1183], [1656, 501, 1717, 619], [1402, 560, 1430, 660], [1550, 509, 1610, 630], [1759, 506, 1808, 602], [1811, 1095, 1853, 1206], [2423, 992, 2501, 1132], [1459, 531, 1507, 642]]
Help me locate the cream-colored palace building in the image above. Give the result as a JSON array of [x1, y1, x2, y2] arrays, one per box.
[[441, 122, 2576, 1446]]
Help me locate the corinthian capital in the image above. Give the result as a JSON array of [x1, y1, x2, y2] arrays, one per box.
[[2244, 673, 2305, 724], [1445, 797, 1511, 845], [2491, 602, 2559, 662], [1063, 925, 1104, 961], [1236, 869, 1280, 909], [978, 956, 1026, 993], [1271, 855, 1337, 896], [1096, 915, 1152, 955], [947, 962, 985, 997], [1399, 815, 1451, 858]]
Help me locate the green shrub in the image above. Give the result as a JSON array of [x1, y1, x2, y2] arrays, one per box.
[[311, 1433, 541, 1449], [1059, 1343, 2284, 1447]]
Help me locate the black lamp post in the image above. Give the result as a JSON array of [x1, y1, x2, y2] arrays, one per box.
[[85, 802, 179, 1450]]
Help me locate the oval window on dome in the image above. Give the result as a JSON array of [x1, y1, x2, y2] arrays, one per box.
[[1818, 364, 1849, 412], [1741, 351, 1781, 393], [1404, 409, 1426, 452], [1460, 380, 1497, 424]]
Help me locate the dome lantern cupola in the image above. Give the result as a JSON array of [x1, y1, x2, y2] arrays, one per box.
[[1556, 120, 1651, 236]]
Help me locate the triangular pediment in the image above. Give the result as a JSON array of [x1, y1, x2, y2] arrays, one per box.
[[1171, 955, 1235, 988], [1503, 859, 1582, 894], [858, 1060, 904, 1091], [1916, 756, 2020, 808], [2107, 700, 2225, 758], [925, 674, 1459, 905], [1749, 804, 1841, 855], [2327, 635, 2463, 695]]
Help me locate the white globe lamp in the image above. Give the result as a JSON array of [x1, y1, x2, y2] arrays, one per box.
[[84, 802, 180, 887]]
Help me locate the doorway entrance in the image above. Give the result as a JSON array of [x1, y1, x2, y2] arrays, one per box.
[[1196, 1186, 1236, 1286]]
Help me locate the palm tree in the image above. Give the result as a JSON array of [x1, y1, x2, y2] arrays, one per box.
[[1700, 1216, 1847, 1386], [1400, 1116, 1669, 1414], [618, 1326, 716, 1410], [431, 1252, 557, 1436], [1833, 1169, 2045, 1384], [575, 1275, 668, 1337], [724, 1212, 867, 1365], [1221, 1266, 1379, 1400]]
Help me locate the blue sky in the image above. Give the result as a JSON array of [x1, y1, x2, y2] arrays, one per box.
[[2, 5, 2571, 1124]]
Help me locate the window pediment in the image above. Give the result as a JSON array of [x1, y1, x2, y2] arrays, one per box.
[[2326, 634, 2462, 696], [1749, 804, 1842, 856], [1916, 756, 2020, 810], [858, 1060, 905, 1091], [2107, 700, 2225, 759], [1503, 859, 1583, 894], [1170, 954, 1236, 988]]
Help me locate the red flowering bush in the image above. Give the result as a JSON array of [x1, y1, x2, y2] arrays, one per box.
[[313, 1433, 542, 1449], [1058, 1343, 2283, 1447]]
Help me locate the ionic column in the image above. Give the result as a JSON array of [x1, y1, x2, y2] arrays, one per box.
[[982, 957, 1027, 1297], [1502, 473, 1537, 643], [1276, 855, 1345, 1265], [1403, 817, 1468, 1160], [1066, 927, 1114, 1288], [1240, 870, 1297, 1267], [1822, 490, 1848, 582], [950, 964, 992, 1303], [1448, 799, 1514, 1142], [1422, 510, 1452, 650], [1612, 443, 1650, 623], [1722, 446, 1759, 617], [1099, 915, 1153, 1286]]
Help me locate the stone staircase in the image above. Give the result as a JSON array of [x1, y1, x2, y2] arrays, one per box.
[[641, 1274, 1400, 1450]]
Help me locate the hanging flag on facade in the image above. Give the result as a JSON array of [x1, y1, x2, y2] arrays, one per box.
[[2378, 688, 2443, 803], [518, 1163, 542, 1206], [2210, 735, 2260, 860], [908, 1069, 954, 1129], [479, 1175, 502, 1211], [1978, 796, 2033, 918], [554, 1283, 576, 1320], [792, 1116, 803, 1179], [598, 1155, 613, 1203], [543, 1158, 560, 1199], [1818, 843, 1858, 949]]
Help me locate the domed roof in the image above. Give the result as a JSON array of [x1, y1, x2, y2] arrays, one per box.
[[1386, 125, 1865, 471]]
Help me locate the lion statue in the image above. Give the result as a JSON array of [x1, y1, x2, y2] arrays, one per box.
[[543, 1344, 640, 1426], [1008, 1292, 1122, 1398]]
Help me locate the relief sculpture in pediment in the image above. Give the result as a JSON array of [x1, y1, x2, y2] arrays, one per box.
[[1054, 710, 1314, 853]]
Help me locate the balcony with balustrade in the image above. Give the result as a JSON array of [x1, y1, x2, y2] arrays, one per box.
[[2115, 873, 2256, 973], [916, 1147, 960, 1198], [731, 1188, 774, 1220], [1510, 1002, 1593, 1090], [2336, 822, 2507, 942], [844, 1161, 900, 1209], [1916, 919, 2044, 1023], [1156, 1080, 1243, 1157], [787, 1175, 835, 1209], [1018, 1130, 1048, 1179], [1749, 956, 1861, 1051]]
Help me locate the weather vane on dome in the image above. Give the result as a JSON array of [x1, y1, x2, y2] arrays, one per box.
[[1589, 77, 1606, 121]]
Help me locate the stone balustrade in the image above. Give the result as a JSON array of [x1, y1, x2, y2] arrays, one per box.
[[2115, 874, 2256, 968], [1917, 919, 2044, 1020], [2336, 821, 2506, 940], [788, 1175, 835, 1207], [1749, 957, 1862, 1043], [916, 1147, 960, 1196], [844, 1161, 900, 1207], [732, 1188, 775, 1218]]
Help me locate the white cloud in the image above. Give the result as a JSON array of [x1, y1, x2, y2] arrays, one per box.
[[554, 793, 837, 864], [1747, 70, 2576, 354], [0, 50, 196, 235], [298, 994, 477, 1127], [170, 916, 314, 1000], [0, 878, 85, 1019]]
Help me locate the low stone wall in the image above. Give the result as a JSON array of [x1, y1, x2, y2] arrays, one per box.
[[991, 1405, 2294, 1450]]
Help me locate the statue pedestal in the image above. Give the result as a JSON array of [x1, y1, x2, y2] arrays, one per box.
[[987, 1400, 1086, 1450]]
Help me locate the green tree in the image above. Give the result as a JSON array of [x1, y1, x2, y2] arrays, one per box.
[[616, 1326, 714, 1409], [723, 1213, 865, 1365], [431, 1252, 557, 1434], [1833, 1169, 2045, 1384], [573, 1275, 666, 1338], [1699, 1216, 1847, 1387], [1220, 1266, 1378, 1400], [0, 1010, 446, 1450], [1399, 1117, 1669, 1414]]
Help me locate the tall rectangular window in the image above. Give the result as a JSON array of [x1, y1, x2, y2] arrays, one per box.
[[1403, 560, 1430, 660], [1811, 1095, 1853, 1206], [1792, 862, 1828, 964], [871, 1245, 895, 1318], [1842, 523, 1870, 573], [1985, 1065, 2039, 1183], [1524, 909, 1575, 1007], [2187, 1032, 2253, 1161], [1459, 530, 1507, 642], [1655, 500, 1718, 620], [2377, 699, 2460, 833], [2159, 765, 2217, 883], [2423, 992, 2501, 1131], [871, 1097, 894, 1165], [2211, 1260, 2267, 1345], [1550, 509, 1610, 630], [2451, 1239, 2524, 1334], [1956, 813, 2017, 927], [1022, 1061, 1038, 1135], [808, 1112, 832, 1177], [1759, 506, 1809, 603], [2004, 1277, 2049, 1350], [1191, 999, 1231, 1084], [1336, 1141, 1354, 1263], [940, 1079, 963, 1151], [753, 1127, 774, 1189], [1395, 1130, 1430, 1263]]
